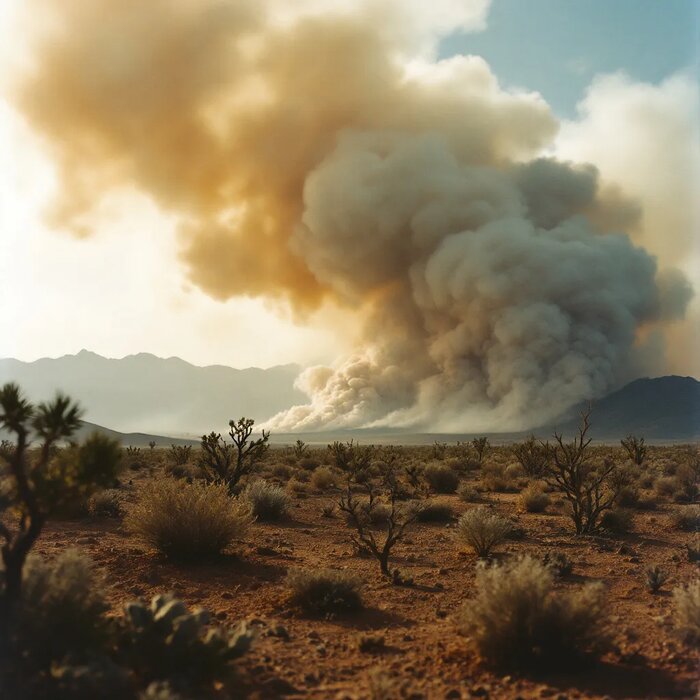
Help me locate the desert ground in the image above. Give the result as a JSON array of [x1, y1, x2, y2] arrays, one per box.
[[19, 436, 700, 700]]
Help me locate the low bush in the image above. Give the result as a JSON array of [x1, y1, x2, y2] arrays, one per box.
[[457, 484, 482, 503], [87, 489, 125, 519], [286, 568, 362, 615], [298, 457, 320, 471], [455, 507, 511, 557], [645, 565, 669, 594], [670, 505, 700, 532], [480, 463, 511, 492], [423, 463, 459, 494], [457, 556, 607, 669], [520, 484, 550, 513], [415, 499, 454, 523], [600, 508, 634, 534], [673, 580, 700, 643], [311, 466, 337, 491], [655, 476, 677, 499], [542, 551, 573, 577], [286, 477, 308, 496], [271, 463, 292, 479], [242, 480, 290, 521], [125, 479, 253, 561], [13, 550, 108, 667]]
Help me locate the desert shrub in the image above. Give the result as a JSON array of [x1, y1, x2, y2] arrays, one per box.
[[673, 580, 700, 643], [520, 484, 550, 513], [670, 506, 700, 531], [87, 489, 125, 519], [298, 456, 320, 471], [423, 462, 459, 494], [242, 480, 289, 521], [121, 593, 254, 686], [457, 483, 482, 503], [674, 464, 699, 503], [620, 435, 647, 465], [126, 480, 253, 561], [321, 503, 335, 518], [471, 437, 490, 464], [542, 551, 573, 577], [511, 436, 549, 478], [616, 485, 640, 508], [286, 568, 362, 615], [328, 440, 375, 477], [287, 477, 308, 495], [167, 444, 191, 466], [505, 463, 525, 481], [480, 463, 510, 492], [645, 565, 669, 594], [271, 463, 292, 479], [655, 476, 677, 499], [600, 508, 634, 534], [457, 556, 607, 669], [311, 466, 337, 490], [415, 499, 454, 523], [292, 439, 308, 460], [455, 507, 511, 557], [13, 550, 108, 666]]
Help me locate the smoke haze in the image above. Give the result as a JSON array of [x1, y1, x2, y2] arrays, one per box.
[[9, 0, 695, 431]]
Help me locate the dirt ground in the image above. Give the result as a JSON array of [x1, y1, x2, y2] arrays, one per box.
[[33, 447, 700, 700]]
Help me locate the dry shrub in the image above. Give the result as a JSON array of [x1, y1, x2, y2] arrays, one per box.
[[423, 462, 459, 493], [670, 505, 700, 531], [242, 480, 290, 521], [415, 499, 454, 523], [87, 488, 125, 519], [480, 463, 511, 492], [457, 483, 483, 503], [455, 507, 511, 557], [271, 463, 293, 479], [15, 549, 108, 666], [286, 477, 309, 496], [520, 484, 550, 513], [673, 580, 700, 643], [298, 457, 320, 471], [457, 556, 607, 669], [287, 568, 362, 615], [655, 476, 677, 499], [125, 479, 253, 561], [311, 466, 337, 490], [600, 508, 634, 534]]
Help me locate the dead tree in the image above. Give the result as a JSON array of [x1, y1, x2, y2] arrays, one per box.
[[544, 409, 619, 535], [338, 466, 421, 578], [620, 435, 647, 466]]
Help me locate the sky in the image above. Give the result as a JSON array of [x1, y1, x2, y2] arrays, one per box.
[[0, 0, 698, 432]]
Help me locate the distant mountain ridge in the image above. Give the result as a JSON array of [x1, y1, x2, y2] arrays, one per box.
[[0, 352, 697, 441], [550, 375, 700, 440], [0, 350, 306, 436]]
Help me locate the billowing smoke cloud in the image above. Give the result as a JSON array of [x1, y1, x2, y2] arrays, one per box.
[[10, 0, 694, 431]]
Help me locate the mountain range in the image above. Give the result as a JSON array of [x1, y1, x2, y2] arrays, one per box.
[[0, 351, 698, 443]]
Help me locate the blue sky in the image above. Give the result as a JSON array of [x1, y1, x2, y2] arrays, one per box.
[[440, 0, 698, 117]]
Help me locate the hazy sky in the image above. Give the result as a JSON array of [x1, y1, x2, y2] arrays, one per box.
[[0, 0, 697, 383]]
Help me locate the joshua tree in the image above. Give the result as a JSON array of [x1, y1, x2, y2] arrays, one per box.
[[0, 383, 120, 631], [199, 417, 270, 491], [148, 440, 156, 451], [328, 440, 375, 478], [512, 435, 549, 478], [471, 436, 490, 465], [620, 435, 647, 466], [544, 409, 621, 535], [292, 439, 308, 460]]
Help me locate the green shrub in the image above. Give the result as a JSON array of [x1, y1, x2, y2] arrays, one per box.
[[242, 480, 290, 521], [286, 568, 362, 615], [14, 550, 108, 666], [423, 463, 459, 494], [457, 556, 607, 669], [125, 480, 253, 561], [121, 593, 254, 685], [673, 580, 700, 643], [519, 484, 550, 513], [455, 507, 511, 557]]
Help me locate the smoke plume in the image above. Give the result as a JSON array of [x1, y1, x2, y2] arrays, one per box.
[[11, 0, 694, 431]]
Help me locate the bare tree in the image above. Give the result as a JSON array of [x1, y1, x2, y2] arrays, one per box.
[[471, 436, 490, 465], [338, 465, 421, 578], [620, 434, 647, 466], [544, 409, 619, 535]]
